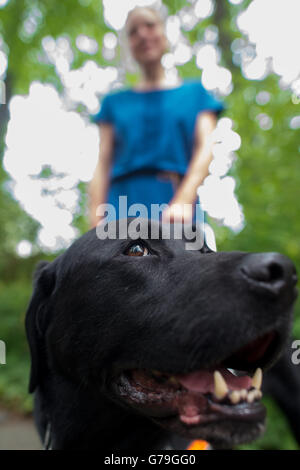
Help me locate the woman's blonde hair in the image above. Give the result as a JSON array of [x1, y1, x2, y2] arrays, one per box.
[[120, 5, 168, 73], [125, 5, 165, 33]]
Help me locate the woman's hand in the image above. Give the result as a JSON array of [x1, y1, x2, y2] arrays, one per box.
[[166, 112, 217, 216], [162, 201, 194, 224]]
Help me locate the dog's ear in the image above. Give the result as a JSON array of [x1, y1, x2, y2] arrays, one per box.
[[25, 260, 56, 393]]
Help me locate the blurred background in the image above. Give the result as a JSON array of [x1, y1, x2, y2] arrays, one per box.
[[0, 0, 299, 449]]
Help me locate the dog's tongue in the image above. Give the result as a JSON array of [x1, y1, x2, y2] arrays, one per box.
[[176, 368, 252, 394], [175, 369, 252, 425]]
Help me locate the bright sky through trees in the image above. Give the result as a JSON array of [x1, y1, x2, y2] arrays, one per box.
[[2, 0, 300, 252]]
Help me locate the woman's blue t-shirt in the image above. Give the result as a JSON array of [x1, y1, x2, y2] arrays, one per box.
[[91, 80, 224, 181]]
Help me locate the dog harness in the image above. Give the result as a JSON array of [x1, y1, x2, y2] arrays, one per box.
[[187, 440, 211, 450]]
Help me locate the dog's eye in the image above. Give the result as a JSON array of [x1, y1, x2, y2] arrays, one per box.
[[125, 243, 149, 257]]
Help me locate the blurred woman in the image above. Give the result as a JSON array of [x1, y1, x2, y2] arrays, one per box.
[[89, 6, 223, 227]]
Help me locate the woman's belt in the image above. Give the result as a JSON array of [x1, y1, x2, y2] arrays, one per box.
[[111, 169, 183, 189], [156, 170, 182, 189]]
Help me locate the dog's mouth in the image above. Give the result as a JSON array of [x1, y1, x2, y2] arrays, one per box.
[[114, 331, 279, 446]]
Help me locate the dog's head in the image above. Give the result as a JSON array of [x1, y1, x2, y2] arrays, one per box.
[[26, 219, 298, 448]]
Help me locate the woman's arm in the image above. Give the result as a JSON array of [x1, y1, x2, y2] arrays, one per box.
[[162, 111, 217, 222], [88, 123, 114, 228]]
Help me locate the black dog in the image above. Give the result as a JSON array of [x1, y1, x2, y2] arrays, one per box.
[[25, 219, 298, 450]]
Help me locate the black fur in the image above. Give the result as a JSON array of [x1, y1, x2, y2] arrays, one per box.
[[25, 219, 298, 450]]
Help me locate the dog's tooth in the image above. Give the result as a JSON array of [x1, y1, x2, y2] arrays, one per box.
[[253, 389, 262, 400], [214, 371, 228, 400], [252, 368, 262, 390], [246, 390, 256, 403], [240, 389, 248, 400], [230, 391, 240, 404]]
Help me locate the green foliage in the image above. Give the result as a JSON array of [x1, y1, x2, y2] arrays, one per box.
[[212, 73, 300, 337], [238, 396, 299, 450], [0, 0, 110, 95], [0, 169, 40, 257], [72, 181, 90, 234], [163, 0, 187, 15], [0, 280, 32, 412]]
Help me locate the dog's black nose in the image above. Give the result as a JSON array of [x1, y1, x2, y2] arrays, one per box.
[[241, 253, 298, 296]]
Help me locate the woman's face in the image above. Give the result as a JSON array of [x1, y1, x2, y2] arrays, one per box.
[[126, 9, 167, 67]]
